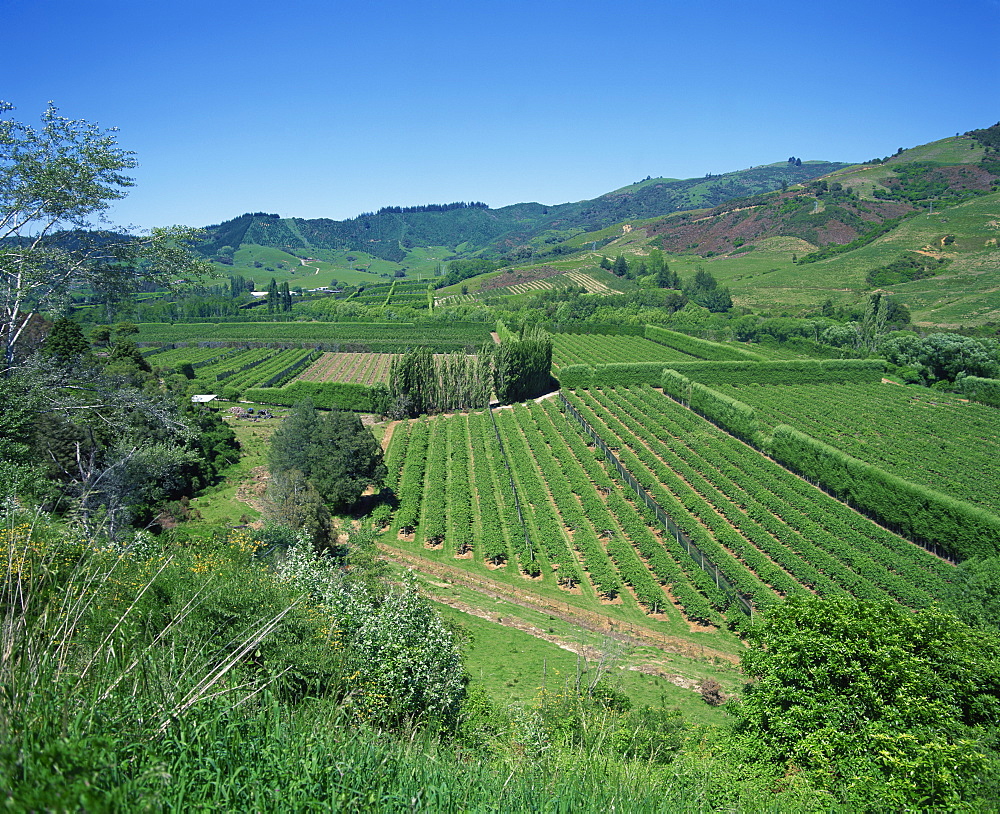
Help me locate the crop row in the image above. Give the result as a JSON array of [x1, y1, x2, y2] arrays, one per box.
[[296, 353, 396, 385], [533, 399, 723, 624], [384, 403, 726, 624], [607, 387, 944, 606], [723, 382, 1000, 515], [564, 387, 957, 611], [135, 321, 493, 352], [550, 334, 694, 369]]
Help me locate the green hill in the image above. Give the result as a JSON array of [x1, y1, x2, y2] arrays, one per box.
[[196, 161, 848, 265], [193, 124, 1000, 326]]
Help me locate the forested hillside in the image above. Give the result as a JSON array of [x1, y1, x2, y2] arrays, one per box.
[[195, 161, 848, 262]]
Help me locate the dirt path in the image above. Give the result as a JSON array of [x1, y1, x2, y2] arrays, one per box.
[[379, 420, 400, 452], [419, 585, 706, 691], [378, 543, 740, 665]]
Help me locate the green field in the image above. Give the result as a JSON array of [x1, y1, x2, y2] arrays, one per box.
[[725, 381, 1000, 514]]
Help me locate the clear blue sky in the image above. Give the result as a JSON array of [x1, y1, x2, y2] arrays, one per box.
[[3, 0, 998, 230]]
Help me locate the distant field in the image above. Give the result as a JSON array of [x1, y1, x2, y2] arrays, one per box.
[[550, 333, 697, 368], [135, 321, 492, 352], [725, 381, 1000, 514], [296, 352, 396, 385]]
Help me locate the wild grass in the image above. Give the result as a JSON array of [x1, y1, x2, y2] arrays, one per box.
[[1, 512, 833, 811]]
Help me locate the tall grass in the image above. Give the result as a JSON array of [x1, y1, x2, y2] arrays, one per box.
[[1, 514, 827, 811]]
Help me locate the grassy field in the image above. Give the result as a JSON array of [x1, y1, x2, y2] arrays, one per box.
[[219, 244, 453, 290], [426, 591, 736, 725]]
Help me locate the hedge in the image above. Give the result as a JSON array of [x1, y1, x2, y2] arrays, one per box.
[[688, 383, 762, 445], [961, 376, 1000, 408], [555, 363, 667, 389], [661, 359, 885, 387], [561, 359, 886, 390], [644, 325, 763, 361], [243, 381, 376, 411], [768, 424, 1000, 561], [661, 369, 691, 402]]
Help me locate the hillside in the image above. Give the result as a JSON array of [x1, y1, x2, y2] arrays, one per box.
[[196, 160, 849, 264], [478, 128, 1000, 324]]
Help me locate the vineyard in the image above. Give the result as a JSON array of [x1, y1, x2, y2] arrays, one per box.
[[382, 386, 958, 630], [722, 382, 1000, 515], [144, 345, 318, 393], [135, 321, 492, 352], [296, 353, 397, 386], [561, 386, 957, 613], [550, 333, 699, 368]]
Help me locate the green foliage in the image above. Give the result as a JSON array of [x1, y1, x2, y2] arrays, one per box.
[[269, 401, 386, 514], [41, 317, 90, 361], [134, 320, 491, 353], [734, 595, 1000, 809], [688, 383, 761, 444], [644, 325, 762, 360], [769, 423, 1000, 560], [245, 380, 376, 411], [797, 215, 911, 264], [961, 375, 1000, 407], [382, 347, 492, 418], [490, 323, 554, 404], [683, 269, 733, 312], [865, 252, 949, 287]]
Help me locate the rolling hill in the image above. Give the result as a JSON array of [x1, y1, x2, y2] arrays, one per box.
[[194, 123, 1000, 326]]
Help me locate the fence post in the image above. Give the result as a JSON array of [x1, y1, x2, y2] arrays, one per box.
[[556, 389, 757, 620]]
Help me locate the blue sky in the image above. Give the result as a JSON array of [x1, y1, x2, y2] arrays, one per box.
[[3, 0, 998, 230]]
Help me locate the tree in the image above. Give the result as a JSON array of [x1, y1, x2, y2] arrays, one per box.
[[733, 595, 1000, 809], [269, 401, 386, 515], [0, 102, 210, 366], [42, 317, 89, 361], [267, 278, 279, 314], [612, 255, 629, 278]]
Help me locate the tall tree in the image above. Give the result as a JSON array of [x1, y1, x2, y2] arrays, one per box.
[[0, 102, 210, 366], [267, 278, 279, 314]]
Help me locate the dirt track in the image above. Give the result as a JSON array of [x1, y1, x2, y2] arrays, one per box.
[[378, 543, 740, 666]]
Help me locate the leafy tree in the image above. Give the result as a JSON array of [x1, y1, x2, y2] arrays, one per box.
[[269, 399, 320, 474], [684, 269, 732, 313], [90, 325, 111, 346], [916, 333, 998, 382], [307, 410, 387, 513], [262, 468, 332, 548], [733, 595, 1000, 809], [612, 255, 629, 278], [269, 401, 386, 515], [42, 317, 89, 361], [0, 102, 210, 365]]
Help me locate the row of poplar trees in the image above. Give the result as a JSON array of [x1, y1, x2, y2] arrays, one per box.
[[379, 326, 553, 418]]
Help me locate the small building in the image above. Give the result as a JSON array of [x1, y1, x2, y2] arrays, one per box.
[[191, 394, 219, 408]]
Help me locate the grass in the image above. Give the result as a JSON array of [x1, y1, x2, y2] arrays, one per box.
[[184, 407, 287, 528], [221, 243, 454, 290], [425, 589, 737, 726]]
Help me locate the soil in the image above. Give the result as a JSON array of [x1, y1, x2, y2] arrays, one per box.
[[235, 465, 270, 518]]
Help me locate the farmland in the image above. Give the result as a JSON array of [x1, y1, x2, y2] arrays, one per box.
[[381, 385, 959, 638], [550, 333, 698, 368], [134, 320, 492, 352], [296, 352, 396, 385], [723, 381, 1000, 514]]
